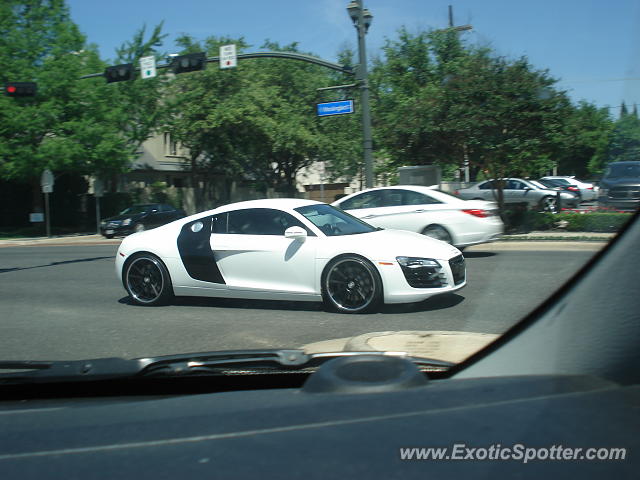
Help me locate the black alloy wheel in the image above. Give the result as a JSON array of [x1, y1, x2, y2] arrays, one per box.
[[322, 255, 382, 313], [124, 254, 173, 306]]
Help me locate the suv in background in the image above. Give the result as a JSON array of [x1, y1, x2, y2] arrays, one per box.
[[598, 161, 640, 210]]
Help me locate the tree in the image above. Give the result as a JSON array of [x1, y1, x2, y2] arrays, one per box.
[[164, 37, 340, 209], [0, 0, 169, 212], [555, 101, 612, 178], [370, 28, 569, 212], [601, 110, 640, 167]]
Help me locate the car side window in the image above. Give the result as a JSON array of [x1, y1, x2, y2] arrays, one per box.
[[506, 180, 524, 190], [340, 191, 384, 210], [381, 190, 404, 207], [225, 208, 311, 236], [211, 213, 228, 234], [478, 181, 493, 190], [402, 190, 441, 205]]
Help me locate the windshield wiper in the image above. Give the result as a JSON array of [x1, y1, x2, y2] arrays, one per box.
[[0, 350, 453, 385]]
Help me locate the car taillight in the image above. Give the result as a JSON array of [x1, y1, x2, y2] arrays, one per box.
[[568, 186, 579, 192], [454, 189, 460, 195], [587, 186, 593, 190], [462, 208, 489, 218]]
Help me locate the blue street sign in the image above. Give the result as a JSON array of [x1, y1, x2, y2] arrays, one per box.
[[316, 100, 355, 117]]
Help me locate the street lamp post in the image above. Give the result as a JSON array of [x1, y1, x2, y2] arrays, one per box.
[[347, 1, 374, 189]]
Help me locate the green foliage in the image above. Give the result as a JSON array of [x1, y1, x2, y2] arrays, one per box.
[[163, 36, 352, 207], [555, 101, 613, 177], [516, 211, 632, 233], [0, 2, 168, 187], [604, 113, 640, 164]]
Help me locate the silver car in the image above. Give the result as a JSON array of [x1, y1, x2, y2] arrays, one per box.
[[456, 178, 579, 212]]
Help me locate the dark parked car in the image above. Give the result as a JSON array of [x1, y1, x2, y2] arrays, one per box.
[[598, 161, 640, 210], [100, 203, 186, 238]]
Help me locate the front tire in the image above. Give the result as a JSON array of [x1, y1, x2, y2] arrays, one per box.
[[322, 255, 382, 314], [124, 253, 173, 306]]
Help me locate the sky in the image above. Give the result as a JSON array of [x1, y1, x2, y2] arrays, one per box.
[[65, 0, 640, 116]]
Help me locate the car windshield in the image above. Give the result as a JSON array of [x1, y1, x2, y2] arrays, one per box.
[[528, 180, 547, 189], [606, 164, 640, 178], [0, 0, 637, 381], [295, 204, 377, 236], [119, 205, 154, 215]]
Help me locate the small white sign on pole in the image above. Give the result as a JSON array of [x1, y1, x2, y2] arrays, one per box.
[[41, 169, 54, 193], [140, 55, 157, 79], [220, 44, 237, 69]]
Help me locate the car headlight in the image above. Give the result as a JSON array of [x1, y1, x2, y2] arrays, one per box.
[[396, 257, 441, 268], [122, 218, 132, 226]]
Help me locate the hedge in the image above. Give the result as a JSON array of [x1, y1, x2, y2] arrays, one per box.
[[506, 211, 633, 233]]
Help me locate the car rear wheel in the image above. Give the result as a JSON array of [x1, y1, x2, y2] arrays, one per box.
[[322, 255, 382, 314], [539, 196, 558, 213], [124, 253, 173, 306], [422, 225, 453, 244]]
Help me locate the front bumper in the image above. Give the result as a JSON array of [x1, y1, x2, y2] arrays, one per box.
[[378, 255, 467, 304], [100, 224, 135, 237], [599, 197, 640, 211]]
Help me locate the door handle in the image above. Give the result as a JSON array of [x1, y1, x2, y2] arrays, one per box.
[[414, 209, 425, 213], [362, 215, 376, 219]]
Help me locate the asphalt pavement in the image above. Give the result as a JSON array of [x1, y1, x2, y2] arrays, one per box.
[[0, 241, 604, 362]]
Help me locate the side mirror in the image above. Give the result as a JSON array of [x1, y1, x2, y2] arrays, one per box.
[[284, 226, 308, 241]]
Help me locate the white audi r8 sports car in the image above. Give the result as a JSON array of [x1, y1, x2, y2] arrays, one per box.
[[115, 199, 466, 313]]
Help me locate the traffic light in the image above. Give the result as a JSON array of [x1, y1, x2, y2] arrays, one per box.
[[4, 82, 37, 97], [105, 63, 135, 83], [170, 52, 207, 74]]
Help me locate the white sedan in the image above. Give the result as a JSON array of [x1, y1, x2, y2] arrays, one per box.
[[116, 199, 466, 314], [332, 186, 503, 248]]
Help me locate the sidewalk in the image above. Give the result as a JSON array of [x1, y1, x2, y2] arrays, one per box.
[[501, 230, 616, 241], [0, 230, 616, 247], [0, 233, 122, 247]]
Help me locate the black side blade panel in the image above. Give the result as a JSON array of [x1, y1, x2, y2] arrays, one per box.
[[177, 218, 225, 284]]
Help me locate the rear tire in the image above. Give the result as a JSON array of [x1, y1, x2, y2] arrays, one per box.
[[539, 196, 558, 213], [124, 253, 173, 306], [422, 225, 453, 244]]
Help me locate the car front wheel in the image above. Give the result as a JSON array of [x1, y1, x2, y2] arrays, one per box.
[[124, 253, 173, 306], [322, 255, 382, 314]]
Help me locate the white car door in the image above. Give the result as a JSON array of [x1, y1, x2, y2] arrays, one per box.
[[362, 189, 451, 232], [210, 208, 319, 295]]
